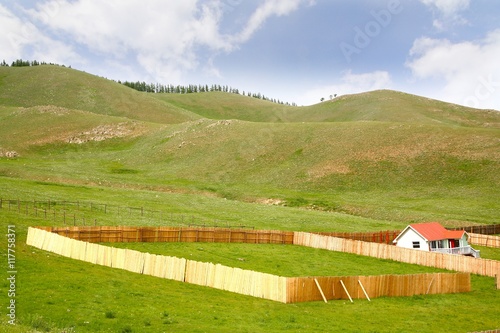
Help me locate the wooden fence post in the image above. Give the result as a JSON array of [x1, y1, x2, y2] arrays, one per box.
[[340, 280, 353, 303], [314, 279, 328, 303], [426, 274, 437, 295], [358, 280, 371, 301]]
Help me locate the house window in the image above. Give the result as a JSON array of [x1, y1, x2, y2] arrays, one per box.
[[412, 241, 420, 249]]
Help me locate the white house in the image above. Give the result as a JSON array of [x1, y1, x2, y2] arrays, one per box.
[[393, 222, 480, 258]]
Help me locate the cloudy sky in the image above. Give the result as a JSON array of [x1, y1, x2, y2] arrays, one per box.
[[1, 0, 499, 109]]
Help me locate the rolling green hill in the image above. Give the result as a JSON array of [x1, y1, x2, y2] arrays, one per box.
[[1, 65, 499, 223], [1, 65, 500, 333], [0, 65, 200, 124], [299, 90, 500, 126], [156, 88, 500, 127], [153, 91, 293, 122]]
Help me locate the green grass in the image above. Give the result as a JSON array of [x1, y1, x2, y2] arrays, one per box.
[[155, 89, 500, 126], [1, 222, 499, 333], [2, 119, 497, 224], [1, 65, 499, 332], [108, 242, 450, 276], [0, 66, 199, 124]]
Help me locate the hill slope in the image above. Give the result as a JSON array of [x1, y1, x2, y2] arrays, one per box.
[[156, 89, 500, 126], [0, 65, 200, 124], [153, 91, 293, 122], [0, 104, 160, 155], [0, 66, 499, 224], [298, 90, 500, 126]]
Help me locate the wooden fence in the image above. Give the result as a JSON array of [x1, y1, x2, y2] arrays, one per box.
[[314, 230, 401, 244], [35, 226, 294, 245], [468, 233, 500, 248], [294, 232, 500, 279], [450, 224, 500, 235], [27, 227, 473, 303], [287, 273, 470, 303], [315, 228, 500, 247], [184, 261, 287, 302]]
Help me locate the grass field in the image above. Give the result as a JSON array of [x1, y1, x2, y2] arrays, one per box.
[[1, 65, 499, 332]]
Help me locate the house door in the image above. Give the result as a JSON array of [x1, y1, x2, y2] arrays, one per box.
[[449, 240, 455, 248]]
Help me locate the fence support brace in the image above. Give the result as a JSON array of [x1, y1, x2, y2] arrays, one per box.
[[426, 277, 434, 294], [340, 280, 353, 303], [314, 279, 328, 303], [358, 280, 370, 301]]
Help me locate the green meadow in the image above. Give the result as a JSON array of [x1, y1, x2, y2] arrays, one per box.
[[0, 65, 499, 332]]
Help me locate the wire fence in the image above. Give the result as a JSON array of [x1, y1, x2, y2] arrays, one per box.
[[2, 198, 499, 238], [0, 198, 248, 228]]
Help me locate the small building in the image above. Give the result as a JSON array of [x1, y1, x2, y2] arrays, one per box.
[[393, 222, 480, 258]]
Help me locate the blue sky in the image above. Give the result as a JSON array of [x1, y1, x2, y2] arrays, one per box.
[[1, 0, 499, 109]]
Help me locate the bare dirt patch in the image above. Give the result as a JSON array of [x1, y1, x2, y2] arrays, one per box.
[[67, 122, 139, 144], [15, 105, 71, 116], [307, 162, 351, 178], [256, 198, 285, 206], [0, 148, 19, 158]]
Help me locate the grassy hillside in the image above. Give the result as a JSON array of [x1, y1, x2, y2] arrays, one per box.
[[156, 89, 500, 126], [0, 65, 199, 124], [0, 105, 162, 155], [298, 90, 500, 126], [1, 66, 499, 332], [154, 91, 293, 122], [3, 116, 496, 223]]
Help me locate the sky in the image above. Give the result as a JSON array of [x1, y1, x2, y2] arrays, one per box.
[[1, 0, 499, 109]]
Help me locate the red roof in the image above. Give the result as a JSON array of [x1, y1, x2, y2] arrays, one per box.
[[410, 222, 466, 241]]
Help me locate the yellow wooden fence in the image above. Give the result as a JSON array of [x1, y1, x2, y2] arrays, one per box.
[[27, 227, 475, 303], [293, 232, 500, 278], [468, 233, 500, 248]]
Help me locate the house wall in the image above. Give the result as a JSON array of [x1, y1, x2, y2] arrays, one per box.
[[459, 234, 468, 247], [394, 229, 429, 251]]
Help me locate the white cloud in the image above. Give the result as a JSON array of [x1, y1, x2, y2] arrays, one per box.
[[297, 70, 392, 106], [15, 0, 312, 83], [420, 0, 470, 30], [406, 29, 500, 110], [0, 3, 82, 65], [420, 0, 469, 17], [232, 0, 313, 44], [0, 4, 30, 60]]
